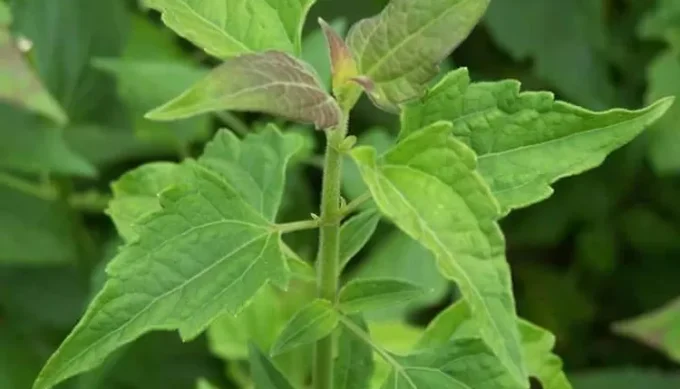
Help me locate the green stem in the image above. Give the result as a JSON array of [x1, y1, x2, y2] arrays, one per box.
[[339, 192, 372, 217], [215, 111, 250, 137], [314, 119, 348, 389], [0, 171, 54, 200], [275, 219, 321, 234]]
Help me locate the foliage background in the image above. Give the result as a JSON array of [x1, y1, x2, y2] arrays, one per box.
[[1, 0, 680, 388]]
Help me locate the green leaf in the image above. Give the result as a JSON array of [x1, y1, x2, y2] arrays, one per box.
[[351, 121, 526, 386], [571, 369, 680, 389], [484, 0, 614, 109], [0, 184, 78, 265], [0, 105, 96, 177], [196, 378, 219, 389], [249, 344, 296, 389], [614, 297, 680, 363], [271, 299, 339, 356], [347, 0, 489, 107], [339, 209, 381, 269], [143, 0, 315, 58], [10, 0, 127, 122], [644, 51, 680, 174], [0, 12, 67, 124], [33, 127, 301, 389], [334, 316, 374, 389], [94, 59, 211, 148], [338, 279, 425, 314], [401, 68, 674, 214], [107, 162, 185, 242], [146, 51, 341, 130]]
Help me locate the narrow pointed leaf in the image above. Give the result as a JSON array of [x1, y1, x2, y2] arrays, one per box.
[[401, 68, 674, 213], [351, 122, 527, 386], [271, 299, 339, 356], [347, 0, 489, 107], [338, 279, 425, 314], [301, 18, 349, 90], [249, 344, 296, 389], [614, 297, 680, 363], [334, 316, 373, 389], [33, 128, 302, 389], [146, 51, 341, 130], [142, 0, 315, 58], [339, 210, 381, 270], [319, 17, 361, 109]]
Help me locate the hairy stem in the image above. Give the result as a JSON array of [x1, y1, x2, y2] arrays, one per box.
[[314, 119, 348, 389], [275, 219, 321, 234]]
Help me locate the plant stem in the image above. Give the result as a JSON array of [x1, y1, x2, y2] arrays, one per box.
[[339, 192, 372, 217], [275, 219, 321, 234], [314, 119, 348, 389], [215, 111, 250, 137]]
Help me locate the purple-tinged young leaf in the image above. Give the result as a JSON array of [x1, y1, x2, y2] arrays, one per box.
[[146, 51, 341, 130], [318, 18, 361, 110]]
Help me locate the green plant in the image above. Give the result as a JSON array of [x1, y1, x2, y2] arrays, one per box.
[[1, 0, 675, 388]]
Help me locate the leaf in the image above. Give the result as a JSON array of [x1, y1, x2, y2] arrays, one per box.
[[570, 369, 680, 389], [142, 0, 315, 58], [196, 378, 219, 389], [334, 316, 374, 389], [319, 18, 360, 109], [339, 209, 381, 269], [106, 162, 185, 242], [0, 184, 78, 265], [270, 299, 339, 356], [644, 50, 680, 174], [338, 279, 425, 314], [0, 104, 96, 177], [351, 121, 527, 386], [0, 11, 67, 124], [94, 59, 211, 148], [401, 68, 674, 214], [33, 127, 301, 389], [484, 0, 614, 109], [146, 51, 341, 130], [614, 297, 680, 363], [346, 0, 489, 107], [10, 0, 127, 122], [249, 344, 296, 389], [301, 18, 348, 91]]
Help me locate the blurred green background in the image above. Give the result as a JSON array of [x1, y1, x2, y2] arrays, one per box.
[[1, 0, 680, 388]]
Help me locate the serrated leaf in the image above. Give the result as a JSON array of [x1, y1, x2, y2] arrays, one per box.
[[351, 121, 527, 386], [401, 68, 673, 214], [33, 128, 301, 389], [614, 297, 680, 363], [0, 12, 67, 124], [249, 344, 296, 389], [107, 162, 185, 242], [339, 209, 381, 269], [338, 279, 424, 314], [334, 316, 373, 389], [146, 51, 341, 130], [271, 299, 339, 356], [346, 0, 489, 107], [143, 0, 314, 58]]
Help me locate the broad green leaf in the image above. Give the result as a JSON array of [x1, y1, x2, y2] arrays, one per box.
[[334, 316, 374, 389], [94, 59, 211, 148], [0, 9, 67, 124], [485, 0, 614, 109], [0, 105, 96, 177], [346, 0, 489, 107], [417, 301, 572, 389], [644, 51, 680, 174], [571, 369, 680, 389], [401, 68, 673, 214], [351, 122, 527, 386], [197, 378, 219, 389], [106, 162, 185, 242], [271, 299, 339, 356], [351, 230, 449, 320], [146, 51, 341, 130], [339, 209, 381, 269], [302, 19, 348, 91], [123, 13, 188, 61], [143, 0, 315, 58], [10, 0, 127, 122], [0, 184, 78, 265], [249, 344, 296, 389], [338, 279, 425, 314], [342, 127, 395, 202], [614, 297, 680, 363], [33, 128, 302, 389]]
